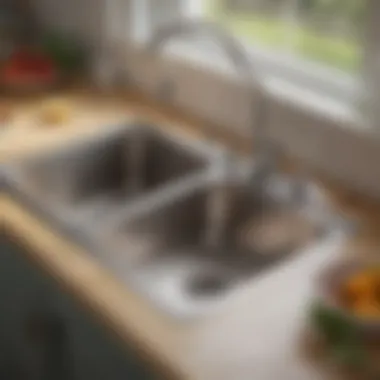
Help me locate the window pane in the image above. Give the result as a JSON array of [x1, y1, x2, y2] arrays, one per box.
[[200, 0, 364, 72]]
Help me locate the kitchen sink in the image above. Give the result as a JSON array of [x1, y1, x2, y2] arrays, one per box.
[[3, 122, 349, 319], [2, 123, 215, 232]]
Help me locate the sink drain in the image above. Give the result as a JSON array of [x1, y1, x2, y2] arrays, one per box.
[[186, 271, 231, 297], [130, 256, 239, 318]]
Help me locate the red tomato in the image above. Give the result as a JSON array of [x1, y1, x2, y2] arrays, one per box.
[[2, 48, 57, 86]]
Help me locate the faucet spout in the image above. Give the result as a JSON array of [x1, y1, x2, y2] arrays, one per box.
[[146, 18, 255, 81], [146, 17, 268, 164]]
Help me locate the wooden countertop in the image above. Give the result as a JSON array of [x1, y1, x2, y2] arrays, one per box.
[[2, 89, 380, 380]]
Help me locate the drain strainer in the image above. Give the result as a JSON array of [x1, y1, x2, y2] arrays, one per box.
[[186, 271, 232, 297]]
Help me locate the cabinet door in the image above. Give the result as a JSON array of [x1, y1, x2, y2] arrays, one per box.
[[51, 287, 160, 380], [0, 238, 162, 380], [0, 238, 59, 379]]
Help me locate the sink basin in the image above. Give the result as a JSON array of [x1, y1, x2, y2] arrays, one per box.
[[2, 123, 214, 232], [83, 172, 342, 319]]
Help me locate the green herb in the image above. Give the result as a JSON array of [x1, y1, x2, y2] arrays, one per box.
[[309, 301, 373, 374], [310, 301, 358, 344]]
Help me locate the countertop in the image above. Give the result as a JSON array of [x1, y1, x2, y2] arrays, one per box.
[[2, 88, 380, 380]]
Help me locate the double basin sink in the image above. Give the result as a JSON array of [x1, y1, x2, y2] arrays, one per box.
[[2, 122, 345, 318]]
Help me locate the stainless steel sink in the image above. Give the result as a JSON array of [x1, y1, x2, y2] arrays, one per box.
[[3, 122, 350, 319], [2, 123, 215, 233]]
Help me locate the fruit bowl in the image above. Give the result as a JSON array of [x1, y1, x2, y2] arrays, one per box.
[[313, 258, 380, 343], [309, 258, 380, 378]]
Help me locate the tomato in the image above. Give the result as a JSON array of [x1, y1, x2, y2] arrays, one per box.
[[2, 48, 57, 85]]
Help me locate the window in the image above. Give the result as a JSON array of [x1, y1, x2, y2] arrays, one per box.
[[187, 0, 364, 73]]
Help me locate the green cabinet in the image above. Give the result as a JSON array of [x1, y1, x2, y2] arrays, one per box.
[[0, 238, 159, 380], [50, 282, 158, 380], [0, 239, 52, 379]]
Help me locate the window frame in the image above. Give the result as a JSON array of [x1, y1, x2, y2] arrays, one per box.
[[178, 0, 361, 106]]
